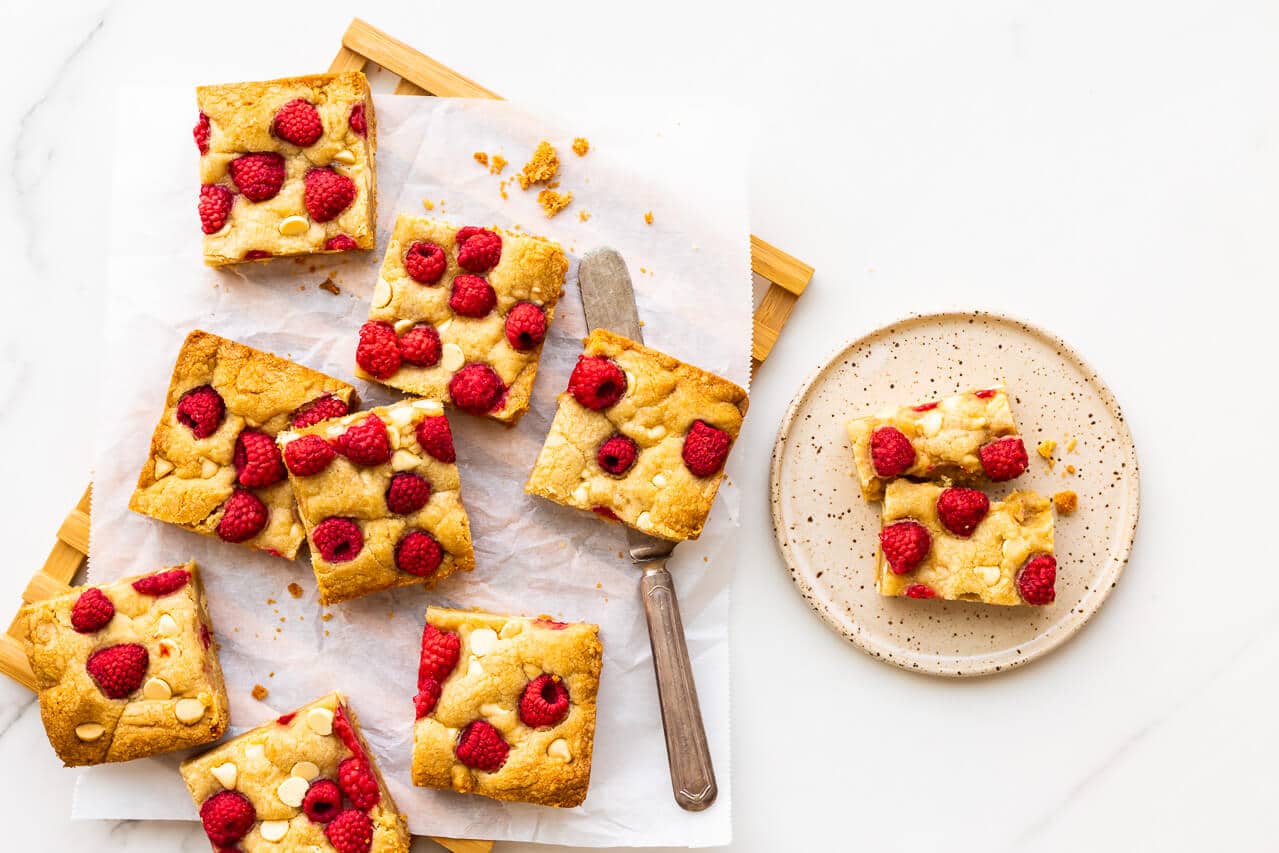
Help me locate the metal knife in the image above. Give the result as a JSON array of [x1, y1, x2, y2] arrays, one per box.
[[578, 248, 718, 812]]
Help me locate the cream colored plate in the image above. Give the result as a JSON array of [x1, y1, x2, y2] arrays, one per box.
[[770, 312, 1139, 676]]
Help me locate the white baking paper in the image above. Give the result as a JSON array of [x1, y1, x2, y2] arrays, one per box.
[[77, 89, 750, 848]]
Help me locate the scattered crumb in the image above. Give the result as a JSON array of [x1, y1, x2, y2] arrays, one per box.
[[490, 154, 507, 175], [287, 582, 303, 598], [1053, 490, 1078, 514], [639, 267, 646, 274], [572, 137, 590, 156], [595, 582, 602, 589], [1066, 438, 1078, 452], [319, 278, 340, 295], [1037, 440, 1056, 468], [473, 151, 489, 167], [269, 672, 274, 677], [266, 598, 276, 605], [1066, 464, 1076, 474], [324, 629, 330, 636], [279, 617, 286, 623], [252, 684, 269, 701], [322, 612, 333, 622], [537, 189, 573, 218], [499, 179, 509, 200], [639, 320, 646, 327], [518, 141, 560, 190], [297, 285, 305, 292], [578, 210, 591, 222], [422, 198, 435, 211], [643, 211, 653, 225]]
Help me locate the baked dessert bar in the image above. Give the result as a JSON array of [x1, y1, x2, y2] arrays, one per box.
[[196, 72, 376, 266], [846, 386, 1029, 501], [355, 214, 568, 424], [412, 607, 603, 808], [525, 329, 748, 541], [20, 562, 229, 766], [877, 480, 1056, 606], [182, 692, 409, 853], [278, 399, 474, 604], [130, 330, 356, 559]]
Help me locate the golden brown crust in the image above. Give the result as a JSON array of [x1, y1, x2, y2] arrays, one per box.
[[129, 330, 355, 559], [20, 562, 229, 766], [181, 693, 410, 852], [357, 214, 569, 424], [281, 399, 474, 604], [411, 608, 602, 808], [525, 329, 748, 541], [197, 72, 376, 266]]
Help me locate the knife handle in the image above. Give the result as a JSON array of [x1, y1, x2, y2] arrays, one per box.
[[640, 563, 718, 811]]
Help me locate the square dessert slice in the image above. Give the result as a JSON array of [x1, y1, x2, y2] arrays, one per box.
[[412, 607, 603, 808], [181, 692, 409, 852], [129, 330, 356, 559], [278, 399, 475, 604], [877, 480, 1057, 605], [20, 562, 229, 766], [525, 329, 748, 541], [196, 72, 376, 266], [846, 386, 1029, 501], [354, 214, 569, 424]]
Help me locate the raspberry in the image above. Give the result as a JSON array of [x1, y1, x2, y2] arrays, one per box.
[[870, 426, 916, 478], [193, 112, 210, 154], [414, 678, 442, 718], [177, 385, 225, 438], [131, 568, 190, 597], [332, 704, 365, 760], [312, 518, 363, 563], [348, 103, 367, 136], [912, 402, 939, 412], [304, 168, 356, 222], [284, 434, 336, 476], [396, 530, 443, 577], [70, 588, 114, 633], [456, 720, 510, 772], [591, 506, 620, 522], [449, 274, 497, 317], [356, 321, 401, 380], [936, 488, 990, 537], [273, 98, 324, 147], [449, 363, 505, 414], [233, 429, 285, 488], [879, 520, 931, 574], [227, 152, 285, 202], [85, 643, 148, 699], [334, 414, 392, 466], [324, 809, 373, 853], [338, 757, 380, 810], [597, 434, 638, 476], [979, 437, 1029, 481], [504, 302, 547, 351], [518, 674, 570, 728], [1017, 554, 1057, 605], [415, 416, 455, 463], [216, 489, 268, 543], [199, 791, 256, 847], [399, 325, 441, 367], [418, 622, 461, 686], [974, 389, 997, 399], [404, 241, 446, 284], [534, 618, 569, 630], [244, 250, 272, 260], [455, 227, 502, 273], [386, 472, 431, 514], [198, 184, 233, 234], [325, 234, 359, 251], [682, 420, 732, 477], [905, 584, 936, 599], [302, 779, 342, 824], [568, 356, 626, 410], [292, 393, 349, 429], [277, 712, 297, 726]]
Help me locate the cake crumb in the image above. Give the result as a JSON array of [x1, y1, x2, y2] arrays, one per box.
[[518, 141, 560, 190], [595, 582, 602, 589], [572, 137, 590, 156], [643, 211, 653, 225], [1066, 438, 1078, 452], [1066, 464, 1077, 474], [322, 612, 333, 622], [422, 198, 435, 211], [269, 672, 274, 677], [266, 598, 276, 605], [490, 154, 507, 175], [319, 278, 340, 295], [473, 151, 489, 167], [578, 210, 591, 222], [1037, 440, 1056, 468], [1053, 490, 1078, 514], [252, 684, 269, 701], [499, 179, 509, 200], [537, 189, 573, 218], [287, 582, 303, 598]]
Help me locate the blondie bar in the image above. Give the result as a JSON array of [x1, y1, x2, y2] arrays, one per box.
[[525, 329, 748, 541], [412, 607, 602, 808], [876, 480, 1056, 606], [182, 693, 409, 853], [846, 386, 1028, 501], [278, 399, 474, 604], [130, 331, 356, 559], [20, 562, 229, 766], [196, 72, 376, 266], [354, 215, 568, 424]]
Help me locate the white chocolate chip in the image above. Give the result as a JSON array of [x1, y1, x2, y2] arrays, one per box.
[[153, 458, 174, 478], [572, 484, 589, 504], [278, 215, 309, 236], [441, 343, 465, 372], [211, 762, 238, 790], [200, 458, 219, 479], [389, 406, 415, 426], [291, 761, 320, 781], [74, 723, 104, 743], [498, 621, 523, 640], [277, 775, 310, 807], [636, 511, 653, 531], [652, 473, 668, 488], [332, 149, 357, 165], [467, 657, 484, 677], [142, 677, 172, 701], [469, 627, 498, 656], [290, 522, 304, 542], [306, 707, 334, 736], [386, 427, 401, 450], [277, 431, 298, 446], [155, 613, 179, 637], [391, 449, 419, 472], [522, 663, 541, 679], [437, 319, 453, 334], [245, 744, 266, 762], [977, 566, 1003, 586], [158, 639, 181, 658], [393, 318, 416, 335], [325, 424, 345, 438], [624, 370, 637, 394], [259, 820, 289, 843], [547, 738, 572, 763], [920, 410, 944, 437], [371, 277, 393, 309], [412, 399, 444, 416], [480, 703, 508, 718], [174, 698, 207, 725]]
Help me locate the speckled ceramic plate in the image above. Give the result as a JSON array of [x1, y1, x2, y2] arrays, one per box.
[[770, 311, 1139, 677]]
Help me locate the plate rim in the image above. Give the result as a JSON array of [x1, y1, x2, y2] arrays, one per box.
[[768, 309, 1141, 677]]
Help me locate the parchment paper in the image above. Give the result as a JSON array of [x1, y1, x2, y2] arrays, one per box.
[[76, 90, 750, 848]]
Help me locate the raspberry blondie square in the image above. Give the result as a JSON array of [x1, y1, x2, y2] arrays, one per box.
[[20, 562, 229, 766], [278, 399, 474, 604], [355, 215, 569, 424], [196, 72, 376, 266], [182, 693, 409, 853], [130, 331, 355, 559], [525, 329, 748, 541], [846, 386, 1029, 501], [877, 480, 1057, 605], [412, 607, 603, 808]]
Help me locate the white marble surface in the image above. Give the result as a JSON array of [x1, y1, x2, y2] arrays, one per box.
[[1, 1, 1275, 850]]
